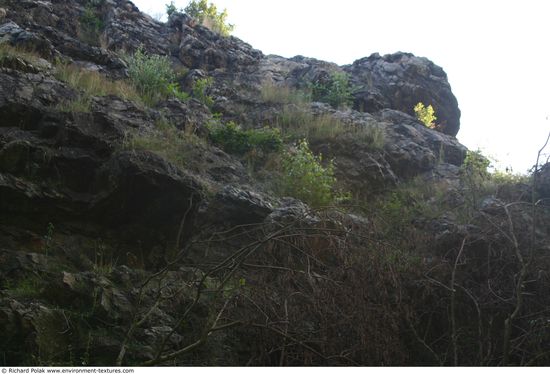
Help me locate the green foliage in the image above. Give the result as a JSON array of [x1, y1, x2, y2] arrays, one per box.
[[280, 139, 339, 207], [414, 102, 437, 129], [166, 1, 177, 16], [461, 149, 491, 181], [208, 121, 282, 156], [184, 0, 234, 36], [491, 170, 529, 185], [460, 149, 491, 209], [192, 76, 214, 106], [79, 5, 104, 45], [310, 71, 353, 109], [167, 82, 191, 101], [5, 276, 43, 298], [127, 47, 176, 104]]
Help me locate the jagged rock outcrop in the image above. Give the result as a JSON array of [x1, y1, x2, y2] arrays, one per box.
[[345, 52, 461, 136]]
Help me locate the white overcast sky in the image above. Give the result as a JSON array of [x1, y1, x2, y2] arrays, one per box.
[[133, 0, 550, 173]]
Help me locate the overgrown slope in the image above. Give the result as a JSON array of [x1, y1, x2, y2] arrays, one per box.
[[0, 0, 549, 366]]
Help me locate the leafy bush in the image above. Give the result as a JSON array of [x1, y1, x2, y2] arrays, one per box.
[[310, 71, 353, 109], [184, 0, 234, 36], [167, 82, 191, 101], [460, 149, 491, 209], [461, 149, 491, 181], [192, 77, 214, 106], [127, 47, 176, 104], [414, 102, 437, 129], [208, 121, 282, 156], [280, 139, 338, 207]]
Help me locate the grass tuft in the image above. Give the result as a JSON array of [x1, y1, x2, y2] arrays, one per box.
[[260, 81, 311, 105], [122, 119, 204, 170], [273, 106, 385, 149]]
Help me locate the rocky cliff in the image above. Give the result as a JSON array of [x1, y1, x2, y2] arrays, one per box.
[[1, 0, 549, 366]]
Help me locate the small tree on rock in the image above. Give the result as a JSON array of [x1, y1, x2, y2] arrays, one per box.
[[414, 102, 437, 129], [184, 0, 234, 36]]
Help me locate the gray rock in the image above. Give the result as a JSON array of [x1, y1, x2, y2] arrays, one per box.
[[345, 52, 461, 136], [0, 21, 54, 58], [378, 109, 467, 178], [198, 185, 275, 227]]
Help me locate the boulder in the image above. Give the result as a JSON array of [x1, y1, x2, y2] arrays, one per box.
[[345, 52, 461, 136], [378, 109, 467, 179], [169, 13, 263, 72], [197, 185, 275, 227]]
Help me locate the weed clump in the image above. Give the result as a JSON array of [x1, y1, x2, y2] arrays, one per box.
[[260, 82, 310, 105], [191, 77, 214, 107], [280, 139, 340, 207], [310, 71, 353, 109], [79, 5, 104, 46], [127, 48, 175, 104], [208, 121, 282, 156]]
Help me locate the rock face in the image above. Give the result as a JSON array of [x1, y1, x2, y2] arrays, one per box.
[[345, 52, 461, 136], [3, 0, 548, 367]]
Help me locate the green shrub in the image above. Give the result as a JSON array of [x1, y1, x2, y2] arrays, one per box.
[[79, 5, 104, 45], [166, 1, 177, 16], [127, 47, 175, 104], [310, 71, 353, 109], [167, 82, 191, 101], [461, 150, 491, 181], [280, 139, 338, 207], [460, 149, 491, 209], [192, 77, 214, 106], [208, 121, 282, 156], [414, 102, 437, 129], [184, 0, 234, 36]]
